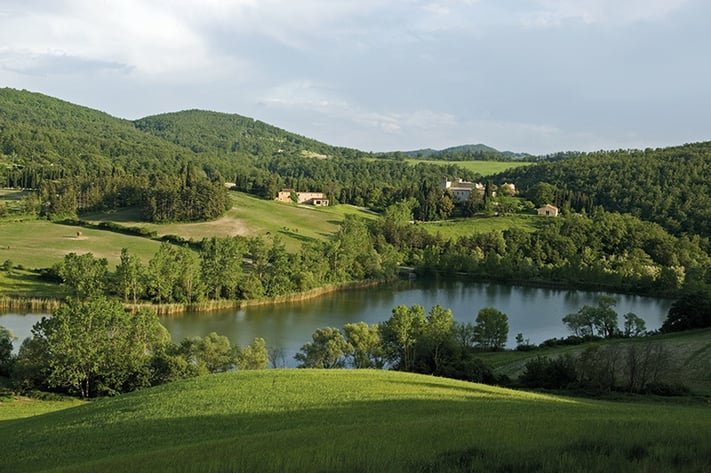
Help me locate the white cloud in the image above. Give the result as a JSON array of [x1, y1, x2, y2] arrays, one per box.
[[522, 0, 688, 27]]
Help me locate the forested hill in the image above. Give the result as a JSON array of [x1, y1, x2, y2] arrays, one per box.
[[0, 88, 196, 177], [395, 144, 532, 161], [497, 142, 711, 236], [134, 110, 365, 161], [0, 88, 374, 190]]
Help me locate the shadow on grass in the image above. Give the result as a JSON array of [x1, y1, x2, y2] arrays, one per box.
[[3, 389, 710, 473]]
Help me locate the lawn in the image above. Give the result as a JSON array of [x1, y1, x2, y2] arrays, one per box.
[[1, 369, 709, 473]]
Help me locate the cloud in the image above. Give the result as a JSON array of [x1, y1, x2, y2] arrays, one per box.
[[522, 0, 688, 27], [0, 0, 250, 80]]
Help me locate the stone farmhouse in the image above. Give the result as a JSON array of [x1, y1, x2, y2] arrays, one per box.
[[276, 189, 329, 206], [537, 204, 559, 217], [441, 178, 516, 203]]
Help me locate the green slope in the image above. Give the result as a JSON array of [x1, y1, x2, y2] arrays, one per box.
[[0, 88, 195, 175], [134, 109, 362, 161], [1, 370, 709, 473]]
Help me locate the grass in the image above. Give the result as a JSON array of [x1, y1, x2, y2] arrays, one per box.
[[479, 328, 711, 395], [1, 369, 709, 473], [0, 220, 162, 269], [403, 159, 533, 176], [0, 268, 65, 297], [83, 192, 378, 251], [418, 213, 543, 240]]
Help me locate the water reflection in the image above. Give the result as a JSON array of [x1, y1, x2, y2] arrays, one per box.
[[1, 280, 673, 366]]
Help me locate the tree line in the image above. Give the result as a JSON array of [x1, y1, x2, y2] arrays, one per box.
[[50, 215, 397, 305], [377, 205, 711, 297]]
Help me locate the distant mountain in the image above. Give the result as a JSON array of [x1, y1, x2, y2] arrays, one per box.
[[402, 144, 532, 161]]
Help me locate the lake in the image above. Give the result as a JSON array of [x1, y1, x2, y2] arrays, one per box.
[[1, 280, 673, 367]]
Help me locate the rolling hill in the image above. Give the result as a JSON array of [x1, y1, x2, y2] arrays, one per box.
[[1, 369, 710, 473]]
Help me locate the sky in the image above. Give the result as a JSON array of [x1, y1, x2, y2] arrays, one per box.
[[0, 0, 709, 155]]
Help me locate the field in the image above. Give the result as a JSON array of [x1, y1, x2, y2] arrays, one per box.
[[0, 220, 163, 269], [404, 159, 533, 176], [418, 214, 544, 240], [83, 192, 377, 252], [1, 369, 710, 473], [0, 193, 377, 273]]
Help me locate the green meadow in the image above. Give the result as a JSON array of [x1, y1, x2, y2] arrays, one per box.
[[0, 220, 162, 269], [1, 369, 709, 473], [418, 214, 543, 240], [82, 192, 377, 252], [0, 192, 376, 274]]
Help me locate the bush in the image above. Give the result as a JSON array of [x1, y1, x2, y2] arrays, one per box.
[[519, 355, 578, 390], [643, 382, 690, 397]]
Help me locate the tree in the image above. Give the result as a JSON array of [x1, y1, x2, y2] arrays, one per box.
[[200, 237, 244, 299], [473, 307, 509, 351], [294, 327, 350, 368], [0, 326, 15, 377], [526, 182, 557, 208], [380, 304, 426, 371], [114, 248, 145, 304], [146, 242, 181, 304], [661, 287, 711, 332], [562, 297, 619, 338], [177, 332, 235, 374], [57, 252, 109, 299], [418, 305, 455, 373], [236, 337, 269, 370], [28, 297, 168, 397], [622, 312, 647, 337], [343, 322, 384, 369]]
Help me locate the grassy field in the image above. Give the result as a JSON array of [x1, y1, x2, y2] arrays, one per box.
[[0, 192, 376, 275], [418, 213, 544, 240], [404, 159, 533, 176], [1, 369, 709, 473], [83, 192, 377, 252], [0, 220, 163, 269]]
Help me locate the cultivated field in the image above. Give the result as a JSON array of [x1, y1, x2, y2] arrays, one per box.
[[1, 369, 709, 473]]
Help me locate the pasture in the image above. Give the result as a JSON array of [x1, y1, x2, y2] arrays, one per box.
[[1, 369, 709, 473]]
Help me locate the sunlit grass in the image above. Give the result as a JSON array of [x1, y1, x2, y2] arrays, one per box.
[[418, 214, 542, 240], [2, 369, 709, 473], [83, 192, 378, 251], [0, 220, 162, 269]]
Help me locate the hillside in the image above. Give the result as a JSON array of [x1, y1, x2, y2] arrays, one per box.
[[134, 109, 364, 161], [0, 88, 195, 178], [2, 369, 710, 473], [497, 141, 711, 236]]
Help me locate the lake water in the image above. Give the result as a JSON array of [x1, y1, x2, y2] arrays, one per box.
[[0, 280, 673, 366]]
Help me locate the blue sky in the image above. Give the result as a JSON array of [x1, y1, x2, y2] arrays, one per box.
[[1, 0, 709, 154]]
